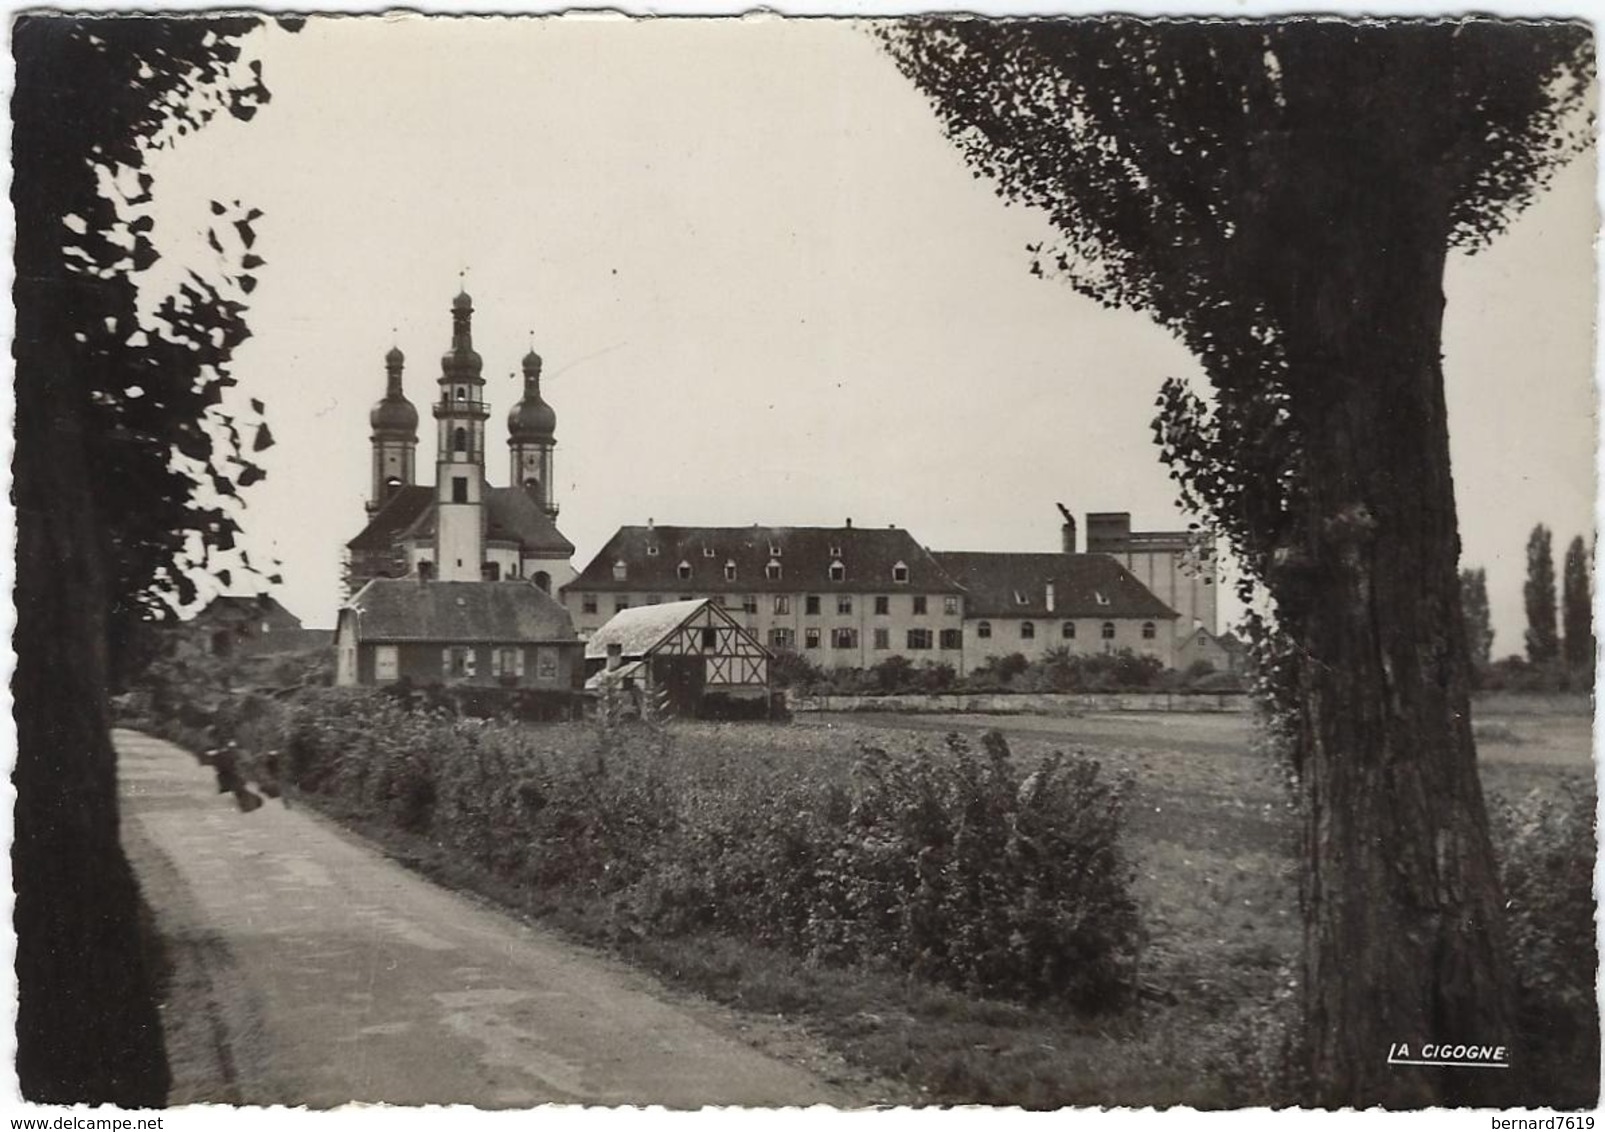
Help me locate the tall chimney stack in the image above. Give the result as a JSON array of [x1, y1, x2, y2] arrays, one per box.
[[1056, 502, 1078, 554]]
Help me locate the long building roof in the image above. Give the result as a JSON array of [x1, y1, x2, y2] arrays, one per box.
[[566, 524, 963, 594], [931, 551, 1180, 620]]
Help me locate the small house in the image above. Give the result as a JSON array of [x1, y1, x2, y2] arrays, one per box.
[[335, 578, 582, 692], [584, 598, 771, 718]]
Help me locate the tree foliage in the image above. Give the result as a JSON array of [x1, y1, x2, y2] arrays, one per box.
[[883, 16, 1593, 1107], [15, 16, 282, 683], [1562, 534, 1594, 673], [12, 14, 281, 1102], [1524, 523, 1560, 666], [1460, 567, 1495, 670]]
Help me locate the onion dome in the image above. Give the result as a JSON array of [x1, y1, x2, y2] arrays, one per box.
[[453, 289, 473, 312], [441, 290, 483, 379], [508, 348, 556, 440], [371, 347, 418, 436]]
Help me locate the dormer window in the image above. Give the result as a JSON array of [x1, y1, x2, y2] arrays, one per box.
[[724, 560, 737, 582], [678, 561, 692, 580], [769, 542, 783, 556], [612, 560, 628, 581], [702, 546, 716, 558], [1094, 591, 1111, 606], [892, 562, 909, 584], [1013, 590, 1028, 605], [766, 560, 782, 581], [829, 560, 846, 582], [646, 543, 660, 557], [828, 543, 843, 557]]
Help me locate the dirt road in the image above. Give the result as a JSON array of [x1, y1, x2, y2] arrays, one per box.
[[118, 729, 859, 1108]]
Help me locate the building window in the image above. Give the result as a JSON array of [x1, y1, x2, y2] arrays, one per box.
[[452, 427, 467, 452], [374, 645, 398, 682], [443, 646, 475, 678], [1095, 591, 1111, 606], [939, 629, 963, 650], [1102, 622, 1116, 640], [944, 596, 959, 615], [828, 543, 842, 557], [769, 542, 783, 556], [892, 561, 909, 584], [1013, 590, 1028, 605], [417, 560, 435, 581], [912, 595, 927, 616], [725, 560, 737, 581], [977, 620, 992, 639], [491, 647, 525, 680], [742, 594, 758, 614], [829, 561, 846, 582], [646, 543, 659, 557], [1021, 621, 1036, 640], [1062, 621, 1076, 639], [451, 476, 468, 503], [482, 561, 500, 581], [805, 627, 821, 649], [536, 647, 558, 680], [906, 628, 933, 650], [612, 560, 627, 581], [766, 560, 783, 581], [702, 625, 718, 649], [678, 561, 692, 580], [703, 546, 716, 558], [873, 628, 890, 650], [805, 595, 820, 615], [832, 627, 859, 649], [874, 595, 889, 616], [774, 595, 790, 615], [582, 594, 597, 614], [837, 595, 853, 615], [615, 598, 630, 613], [770, 627, 795, 649], [1142, 621, 1157, 639]]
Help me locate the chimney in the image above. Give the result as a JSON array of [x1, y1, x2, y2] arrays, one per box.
[[1056, 502, 1077, 554], [845, 517, 853, 529], [647, 517, 654, 531], [606, 643, 622, 672]]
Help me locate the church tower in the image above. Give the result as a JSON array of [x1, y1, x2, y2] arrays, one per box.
[[367, 345, 418, 515], [432, 290, 489, 581], [507, 345, 559, 520]]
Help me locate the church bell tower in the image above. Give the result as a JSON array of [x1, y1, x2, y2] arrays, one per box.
[[368, 345, 418, 514], [432, 290, 488, 581], [507, 344, 559, 520]]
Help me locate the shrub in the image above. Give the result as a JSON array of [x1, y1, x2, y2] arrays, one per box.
[[1491, 780, 1600, 1107]]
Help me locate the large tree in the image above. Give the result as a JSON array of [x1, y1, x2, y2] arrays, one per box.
[[1524, 523, 1560, 666], [13, 15, 276, 1102], [884, 17, 1592, 1106], [1562, 534, 1594, 674], [1460, 567, 1495, 672]]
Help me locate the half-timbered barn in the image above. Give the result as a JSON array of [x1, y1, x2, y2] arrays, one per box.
[[584, 599, 771, 718]]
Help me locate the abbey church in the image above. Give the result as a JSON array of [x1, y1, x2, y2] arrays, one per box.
[[346, 291, 578, 594], [337, 290, 1227, 689]]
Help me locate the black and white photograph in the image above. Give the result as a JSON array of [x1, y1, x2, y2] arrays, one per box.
[[9, 5, 1599, 1117]]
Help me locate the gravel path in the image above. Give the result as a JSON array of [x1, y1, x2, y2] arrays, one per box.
[[118, 729, 859, 1109]]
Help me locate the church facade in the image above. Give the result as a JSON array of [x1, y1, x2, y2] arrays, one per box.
[[346, 290, 578, 595]]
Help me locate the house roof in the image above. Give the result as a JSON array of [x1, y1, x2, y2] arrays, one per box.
[[347, 482, 574, 557], [584, 599, 714, 659], [931, 552, 1180, 620], [342, 579, 577, 643], [192, 594, 302, 629], [348, 486, 434, 552], [566, 525, 964, 595]]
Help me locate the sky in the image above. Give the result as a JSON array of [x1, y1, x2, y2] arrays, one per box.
[[137, 15, 1597, 649]]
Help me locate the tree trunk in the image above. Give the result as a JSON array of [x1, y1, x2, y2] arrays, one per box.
[[13, 277, 171, 1105], [1278, 163, 1515, 1107]]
